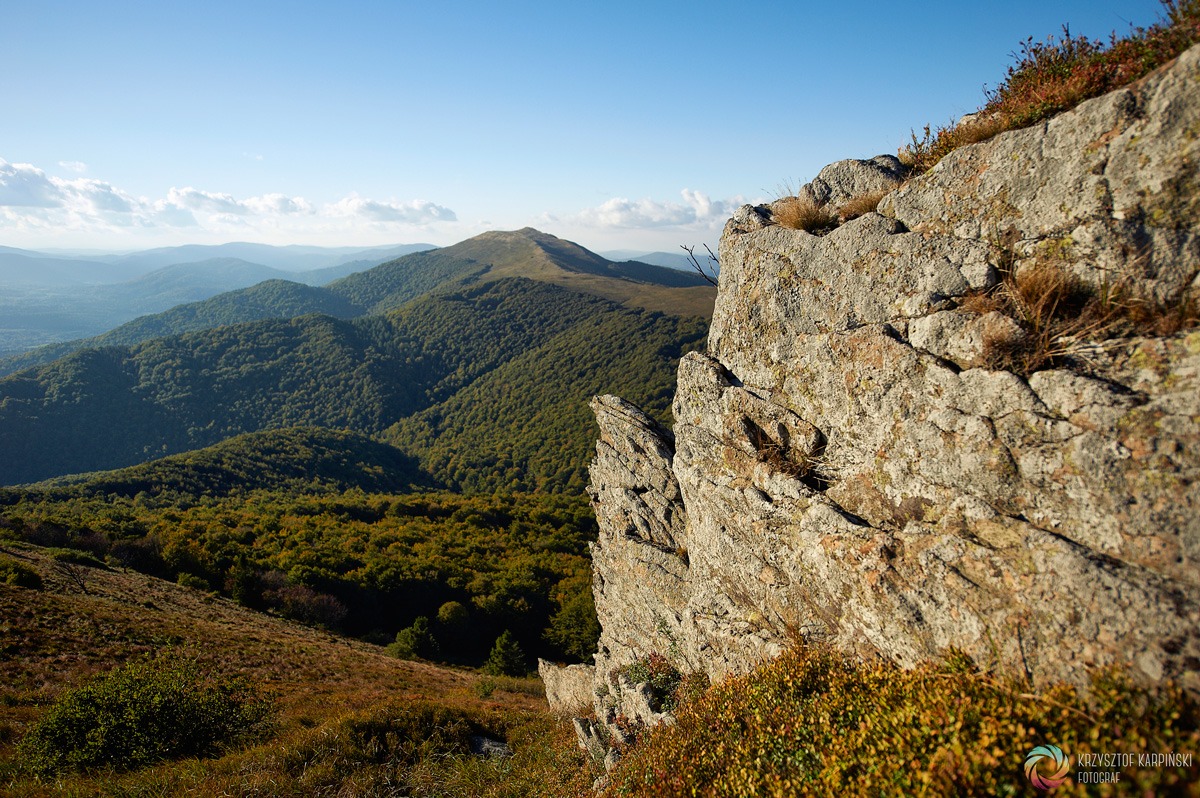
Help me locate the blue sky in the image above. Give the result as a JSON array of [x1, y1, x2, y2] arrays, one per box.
[[0, 0, 1170, 254]]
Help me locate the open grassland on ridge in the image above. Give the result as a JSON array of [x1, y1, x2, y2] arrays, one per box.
[[0, 543, 596, 797]]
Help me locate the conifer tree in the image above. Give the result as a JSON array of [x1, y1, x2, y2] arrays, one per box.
[[482, 630, 526, 676]]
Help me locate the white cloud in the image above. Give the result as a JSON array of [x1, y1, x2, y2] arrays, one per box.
[[0, 155, 458, 246], [58, 160, 88, 173], [0, 159, 62, 207], [245, 193, 313, 215], [573, 189, 745, 229], [327, 194, 457, 223], [68, 179, 137, 215], [166, 186, 251, 215]]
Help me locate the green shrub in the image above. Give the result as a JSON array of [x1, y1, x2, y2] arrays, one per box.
[[437, 599, 470, 627], [46, 546, 109, 569], [176, 571, 211, 591], [0, 554, 42, 589], [18, 656, 274, 775], [615, 653, 683, 713], [483, 630, 527, 677], [388, 615, 440, 660], [604, 646, 1200, 797]]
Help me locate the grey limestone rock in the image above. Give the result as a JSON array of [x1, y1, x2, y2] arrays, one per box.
[[537, 659, 596, 716], [569, 43, 1200, 731], [798, 155, 909, 219]]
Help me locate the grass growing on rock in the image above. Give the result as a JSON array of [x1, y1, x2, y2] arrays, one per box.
[[602, 646, 1200, 798], [772, 194, 836, 233], [902, 0, 1200, 173], [961, 258, 1200, 375]]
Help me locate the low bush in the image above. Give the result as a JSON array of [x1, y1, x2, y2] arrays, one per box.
[[614, 653, 683, 714], [603, 646, 1200, 797], [45, 546, 109, 569], [277, 702, 593, 797], [176, 571, 211, 591], [18, 656, 274, 775], [0, 554, 42, 589]]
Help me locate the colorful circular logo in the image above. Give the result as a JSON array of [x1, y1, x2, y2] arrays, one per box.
[[1025, 744, 1070, 790]]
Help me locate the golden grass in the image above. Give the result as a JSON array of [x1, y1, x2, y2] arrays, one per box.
[[772, 195, 835, 233], [0, 542, 593, 796], [962, 259, 1199, 374], [836, 187, 892, 223]]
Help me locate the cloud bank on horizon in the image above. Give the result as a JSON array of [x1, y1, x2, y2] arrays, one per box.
[[0, 156, 746, 251], [0, 157, 456, 246]]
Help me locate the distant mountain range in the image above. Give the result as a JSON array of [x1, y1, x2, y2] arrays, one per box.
[[1, 229, 713, 374], [0, 243, 436, 357], [0, 228, 715, 490], [600, 249, 699, 272], [0, 242, 436, 286]]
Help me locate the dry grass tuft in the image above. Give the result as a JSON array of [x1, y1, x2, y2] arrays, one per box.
[[837, 188, 892, 223], [964, 257, 1199, 374], [773, 195, 836, 233]]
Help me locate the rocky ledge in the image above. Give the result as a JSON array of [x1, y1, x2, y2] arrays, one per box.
[[542, 44, 1200, 748]]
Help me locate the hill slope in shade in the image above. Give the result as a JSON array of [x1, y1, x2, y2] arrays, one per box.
[[389, 308, 707, 493], [29, 427, 431, 498]]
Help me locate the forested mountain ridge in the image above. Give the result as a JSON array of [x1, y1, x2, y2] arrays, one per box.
[[21, 426, 430, 499], [0, 277, 705, 488]]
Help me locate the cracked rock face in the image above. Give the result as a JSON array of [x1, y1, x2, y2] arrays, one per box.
[[567, 44, 1200, 713]]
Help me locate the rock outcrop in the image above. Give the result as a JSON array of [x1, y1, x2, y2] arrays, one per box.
[[544, 44, 1200, 733]]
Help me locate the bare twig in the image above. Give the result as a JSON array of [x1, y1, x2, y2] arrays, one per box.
[[681, 244, 720, 286]]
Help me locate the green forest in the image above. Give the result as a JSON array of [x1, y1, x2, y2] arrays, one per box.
[[0, 486, 600, 667], [0, 278, 704, 487]]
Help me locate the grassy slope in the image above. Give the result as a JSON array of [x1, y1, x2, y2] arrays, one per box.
[[0, 542, 594, 797]]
